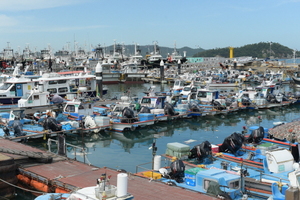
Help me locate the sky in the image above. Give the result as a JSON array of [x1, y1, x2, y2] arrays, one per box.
[[1, 0, 300, 54]]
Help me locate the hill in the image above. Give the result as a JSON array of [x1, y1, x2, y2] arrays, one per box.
[[193, 42, 295, 58]]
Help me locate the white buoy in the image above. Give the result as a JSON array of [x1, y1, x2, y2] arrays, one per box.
[[153, 155, 161, 171], [117, 173, 128, 197]]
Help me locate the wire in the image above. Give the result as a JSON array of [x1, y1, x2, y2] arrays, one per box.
[[0, 177, 45, 194]]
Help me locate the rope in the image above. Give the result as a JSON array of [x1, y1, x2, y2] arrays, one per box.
[[0, 177, 45, 194]]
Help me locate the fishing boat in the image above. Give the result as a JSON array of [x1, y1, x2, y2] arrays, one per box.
[[34, 173, 134, 200], [236, 83, 295, 109], [147, 41, 163, 65], [0, 67, 108, 104]]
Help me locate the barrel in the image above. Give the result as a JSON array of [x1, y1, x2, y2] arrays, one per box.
[[0, 153, 18, 199]]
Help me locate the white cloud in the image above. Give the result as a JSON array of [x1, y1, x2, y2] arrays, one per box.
[[0, 0, 86, 11], [0, 15, 18, 26]]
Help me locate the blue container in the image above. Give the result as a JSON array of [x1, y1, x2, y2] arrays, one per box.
[[185, 173, 196, 186], [0, 112, 9, 119], [138, 113, 154, 121], [184, 168, 206, 186]]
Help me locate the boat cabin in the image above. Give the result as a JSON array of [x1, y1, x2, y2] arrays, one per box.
[[196, 89, 219, 104], [18, 89, 50, 108], [63, 100, 94, 120], [172, 80, 186, 94], [140, 96, 166, 109]]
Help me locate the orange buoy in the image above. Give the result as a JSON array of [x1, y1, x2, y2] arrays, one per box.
[[17, 174, 31, 185], [30, 179, 49, 193], [55, 187, 70, 193]]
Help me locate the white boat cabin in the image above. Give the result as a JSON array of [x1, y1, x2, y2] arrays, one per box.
[[140, 96, 166, 109], [195, 89, 219, 104], [172, 80, 186, 94], [18, 89, 50, 108], [63, 100, 94, 120]]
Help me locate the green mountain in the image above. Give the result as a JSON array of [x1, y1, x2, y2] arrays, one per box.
[[193, 42, 296, 58]]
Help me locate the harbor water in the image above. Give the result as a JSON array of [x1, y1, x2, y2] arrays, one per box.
[[14, 82, 300, 199]]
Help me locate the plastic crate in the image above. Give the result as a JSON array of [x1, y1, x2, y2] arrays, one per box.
[[142, 171, 162, 180], [184, 168, 206, 186]]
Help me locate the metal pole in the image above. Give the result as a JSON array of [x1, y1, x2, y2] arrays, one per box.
[[160, 60, 164, 82], [177, 59, 181, 75], [96, 62, 103, 99]]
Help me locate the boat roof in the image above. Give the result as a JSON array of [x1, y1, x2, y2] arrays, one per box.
[[57, 70, 91, 75]]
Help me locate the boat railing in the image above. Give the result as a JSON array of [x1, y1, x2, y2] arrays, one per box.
[[47, 138, 91, 165], [257, 171, 289, 184], [135, 157, 170, 174]]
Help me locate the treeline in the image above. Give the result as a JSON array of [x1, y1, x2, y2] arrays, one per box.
[[193, 42, 296, 58]]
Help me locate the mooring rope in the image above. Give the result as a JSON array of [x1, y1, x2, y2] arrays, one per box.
[[0, 177, 45, 194]]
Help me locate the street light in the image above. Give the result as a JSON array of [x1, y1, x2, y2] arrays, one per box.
[[160, 60, 164, 82], [177, 59, 181, 75], [268, 41, 272, 58]]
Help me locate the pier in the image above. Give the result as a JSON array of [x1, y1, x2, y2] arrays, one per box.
[[0, 138, 217, 200]]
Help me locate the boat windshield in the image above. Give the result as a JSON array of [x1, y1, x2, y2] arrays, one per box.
[[197, 92, 207, 98], [228, 180, 240, 189], [295, 173, 300, 186], [0, 83, 12, 90], [183, 87, 191, 91]]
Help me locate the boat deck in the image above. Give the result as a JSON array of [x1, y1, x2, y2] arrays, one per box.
[[0, 139, 217, 200]]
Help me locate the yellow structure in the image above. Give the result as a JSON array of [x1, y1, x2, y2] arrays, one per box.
[[229, 47, 234, 58]]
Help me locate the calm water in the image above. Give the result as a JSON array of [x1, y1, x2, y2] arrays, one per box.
[[15, 82, 300, 199]]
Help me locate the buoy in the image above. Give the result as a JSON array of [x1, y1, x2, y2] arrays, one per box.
[[55, 187, 70, 193], [30, 179, 49, 193]]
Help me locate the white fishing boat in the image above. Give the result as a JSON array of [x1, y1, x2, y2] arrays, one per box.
[[147, 42, 163, 64], [0, 66, 107, 104]]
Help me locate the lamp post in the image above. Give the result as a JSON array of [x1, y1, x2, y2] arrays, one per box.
[[96, 62, 103, 98], [268, 41, 272, 58], [177, 59, 181, 75], [160, 60, 164, 82]]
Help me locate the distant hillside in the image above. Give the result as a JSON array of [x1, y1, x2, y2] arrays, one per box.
[[193, 42, 295, 58], [94, 44, 204, 58]]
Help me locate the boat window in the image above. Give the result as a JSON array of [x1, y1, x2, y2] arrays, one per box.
[[78, 104, 84, 109], [0, 83, 12, 90], [49, 80, 58, 85], [10, 85, 16, 92], [229, 180, 240, 189], [58, 87, 68, 93], [203, 179, 217, 191], [296, 174, 300, 185], [191, 87, 197, 92], [47, 88, 57, 93], [183, 87, 190, 91], [34, 95, 39, 100], [65, 105, 75, 112], [197, 92, 207, 98], [141, 98, 151, 103], [57, 80, 67, 84]]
